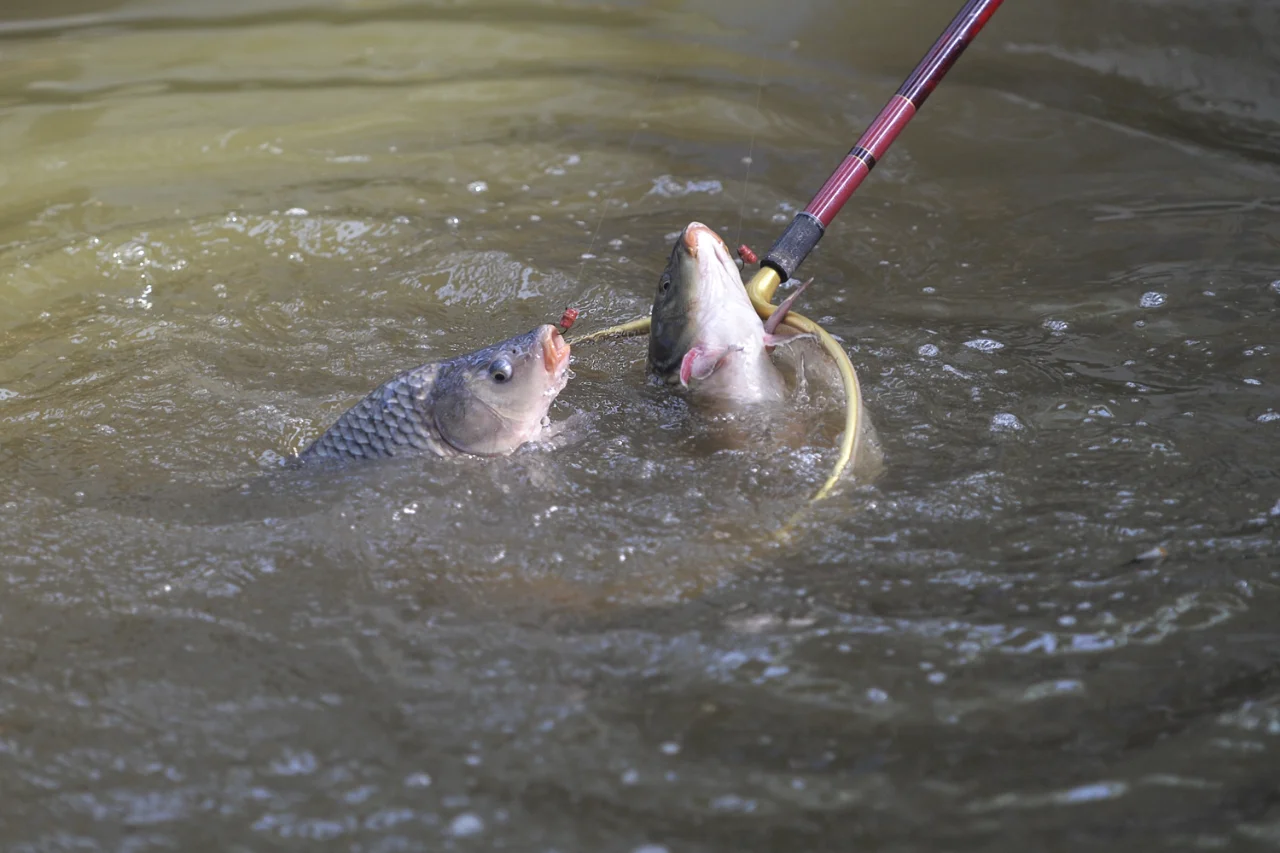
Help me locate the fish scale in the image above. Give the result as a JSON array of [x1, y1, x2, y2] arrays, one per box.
[[299, 365, 452, 461]]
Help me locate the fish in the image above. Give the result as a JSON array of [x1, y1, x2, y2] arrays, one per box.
[[647, 221, 807, 405], [298, 323, 572, 462], [646, 221, 883, 479]]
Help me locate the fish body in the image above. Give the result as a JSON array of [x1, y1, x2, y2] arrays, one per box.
[[646, 221, 883, 477], [648, 222, 790, 405], [300, 323, 571, 462], [650, 219, 808, 404]]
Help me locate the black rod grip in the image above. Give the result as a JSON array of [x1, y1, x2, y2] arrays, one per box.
[[762, 212, 825, 281]]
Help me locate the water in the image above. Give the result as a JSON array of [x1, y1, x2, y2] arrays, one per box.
[[1, 0, 1278, 849]]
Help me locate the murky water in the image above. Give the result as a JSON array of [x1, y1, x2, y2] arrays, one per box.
[[2, 0, 1278, 849]]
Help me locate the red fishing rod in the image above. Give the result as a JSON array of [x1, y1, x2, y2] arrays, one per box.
[[572, 0, 1006, 505], [737, 0, 1004, 506], [755, 0, 1005, 288]]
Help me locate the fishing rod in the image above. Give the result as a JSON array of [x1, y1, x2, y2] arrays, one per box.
[[574, 0, 1004, 507], [745, 0, 1005, 504], [750, 0, 1004, 299]]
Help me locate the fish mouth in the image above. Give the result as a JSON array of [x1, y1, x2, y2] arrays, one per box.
[[540, 325, 571, 374], [681, 221, 732, 264]]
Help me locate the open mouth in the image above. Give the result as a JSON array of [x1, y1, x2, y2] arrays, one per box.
[[541, 327, 571, 373]]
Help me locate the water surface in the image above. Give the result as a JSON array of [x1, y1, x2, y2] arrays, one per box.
[[1, 0, 1278, 849]]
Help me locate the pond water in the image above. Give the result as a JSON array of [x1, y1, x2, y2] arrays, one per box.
[[1, 0, 1278, 849]]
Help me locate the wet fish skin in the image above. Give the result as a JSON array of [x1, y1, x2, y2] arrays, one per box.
[[298, 362, 450, 461], [648, 221, 788, 405], [299, 323, 571, 462]]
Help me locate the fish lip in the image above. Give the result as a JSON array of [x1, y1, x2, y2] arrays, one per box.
[[680, 219, 732, 266], [540, 324, 571, 374], [681, 221, 731, 262]]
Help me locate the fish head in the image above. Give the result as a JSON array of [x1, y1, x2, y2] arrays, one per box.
[[432, 324, 571, 455], [647, 221, 758, 384]]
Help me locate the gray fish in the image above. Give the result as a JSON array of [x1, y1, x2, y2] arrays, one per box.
[[299, 323, 572, 462], [648, 221, 804, 406]]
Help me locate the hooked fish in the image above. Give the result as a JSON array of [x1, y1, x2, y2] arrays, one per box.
[[299, 322, 572, 462], [646, 221, 883, 484], [648, 221, 808, 405]]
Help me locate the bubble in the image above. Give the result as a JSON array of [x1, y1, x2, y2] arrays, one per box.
[[445, 216, 460, 227], [256, 450, 285, 468], [1270, 280, 1280, 295], [1043, 319, 1068, 332], [659, 742, 680, 755], [711, 794, 755, 812], [0, 388, 17, 401], [269, 749, 317, 776], [1258, 411, 1279, 424], [917, 344, 939, 358], [404, 772, 432, 788], [964, 338, 1005, 352], [1140, 291, 1166, 308], [866, 688, 889, 703], [991, 412, 1024, 432], [285, 207, 308, 216], [448, 814, 484, 837], [467, 181, 488, 194]]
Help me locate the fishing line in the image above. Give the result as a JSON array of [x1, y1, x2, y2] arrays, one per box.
[[734, 63, 767, 252], [575, 67, 663, 288]]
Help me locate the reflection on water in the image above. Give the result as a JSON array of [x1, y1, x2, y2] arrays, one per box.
[[1, 0, 1278, 849]]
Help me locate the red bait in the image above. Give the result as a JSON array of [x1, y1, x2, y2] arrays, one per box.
[[556, 308, 579, 333]]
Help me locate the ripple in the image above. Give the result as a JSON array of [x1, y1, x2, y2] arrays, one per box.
[[968, 780, 1129, 812], [647, 176, 723, 197]]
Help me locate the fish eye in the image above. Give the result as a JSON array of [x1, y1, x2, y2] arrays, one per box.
[[659, 274, 671, 294], [488, 358, 513, 383]]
